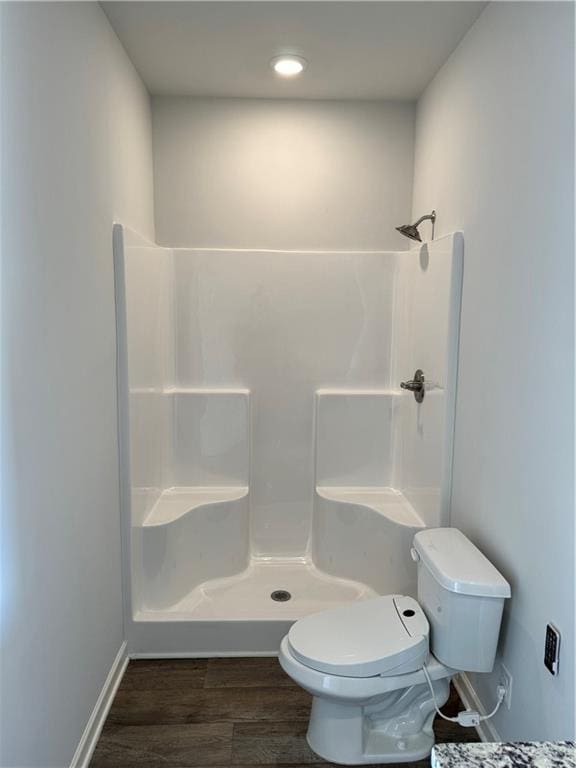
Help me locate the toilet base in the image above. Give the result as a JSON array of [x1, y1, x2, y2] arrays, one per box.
[[306, 678, 450, 765]]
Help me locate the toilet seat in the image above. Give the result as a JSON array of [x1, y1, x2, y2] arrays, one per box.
[[287, 594, 429, 678]]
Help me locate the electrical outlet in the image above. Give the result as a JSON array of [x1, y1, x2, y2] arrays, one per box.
[[499, 664, 513, 710], [544, 623, 561, 675]]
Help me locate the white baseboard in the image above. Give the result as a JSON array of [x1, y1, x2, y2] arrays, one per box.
[[453, 672, 502, 743], [69, 642, 128, 768]]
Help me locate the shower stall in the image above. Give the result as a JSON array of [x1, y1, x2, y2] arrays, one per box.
[[114, 225, 463, 654]]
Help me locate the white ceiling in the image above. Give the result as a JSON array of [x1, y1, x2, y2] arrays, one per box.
[[103, 2, 486, 101]]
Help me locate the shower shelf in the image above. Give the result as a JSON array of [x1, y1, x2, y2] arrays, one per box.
[[316, 486, 425, 528], [143, 486, 249, 527]]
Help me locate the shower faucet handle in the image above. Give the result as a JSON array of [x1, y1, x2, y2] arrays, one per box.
[[400, 369, 425, 403]]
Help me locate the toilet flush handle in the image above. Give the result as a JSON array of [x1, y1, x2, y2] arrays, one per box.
[[410, 548, 420, 563]]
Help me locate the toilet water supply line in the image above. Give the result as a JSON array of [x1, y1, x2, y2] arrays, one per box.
[[422, 664, 506, 728]]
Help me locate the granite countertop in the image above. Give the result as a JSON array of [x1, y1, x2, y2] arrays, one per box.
[[432, 742, 576, 768]]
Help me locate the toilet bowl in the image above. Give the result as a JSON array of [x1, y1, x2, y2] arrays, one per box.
[[279, 595, 453, 764], [279, 528, 511, 765]]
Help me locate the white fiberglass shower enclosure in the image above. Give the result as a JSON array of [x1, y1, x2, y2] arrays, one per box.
[[114, 226, 463, 654]]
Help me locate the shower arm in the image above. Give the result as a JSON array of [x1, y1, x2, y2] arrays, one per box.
[[413, 211, 436, 238]]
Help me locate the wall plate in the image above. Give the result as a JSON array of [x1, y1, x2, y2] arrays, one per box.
[[544, 623, 561, 675]]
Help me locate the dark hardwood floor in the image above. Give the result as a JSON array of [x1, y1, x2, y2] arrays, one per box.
[[90, 658, 478, 768]]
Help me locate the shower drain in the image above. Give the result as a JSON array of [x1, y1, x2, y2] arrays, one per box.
[[271, 589, 292, 602]]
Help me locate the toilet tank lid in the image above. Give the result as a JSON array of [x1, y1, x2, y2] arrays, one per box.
[[413, 528, 511, 598]]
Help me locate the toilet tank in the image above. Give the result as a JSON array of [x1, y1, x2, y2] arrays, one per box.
[[412, 528, 511, 673]]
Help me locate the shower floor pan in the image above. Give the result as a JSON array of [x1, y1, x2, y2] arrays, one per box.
[[136, 557, 377, 621]]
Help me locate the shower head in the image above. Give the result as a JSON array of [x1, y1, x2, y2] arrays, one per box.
[[396, 210, 436, 242], [396, 223, 422, 242]]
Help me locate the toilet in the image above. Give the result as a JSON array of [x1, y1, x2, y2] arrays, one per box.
[[279, 528, 511, 765]]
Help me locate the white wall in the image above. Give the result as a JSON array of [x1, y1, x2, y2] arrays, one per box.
[[0, 4, 154, 767], [152, 97, 415, 250], [412, 2, 574, 740]]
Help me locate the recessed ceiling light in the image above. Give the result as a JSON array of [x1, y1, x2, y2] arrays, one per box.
[[270, 55, 307, 77]]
